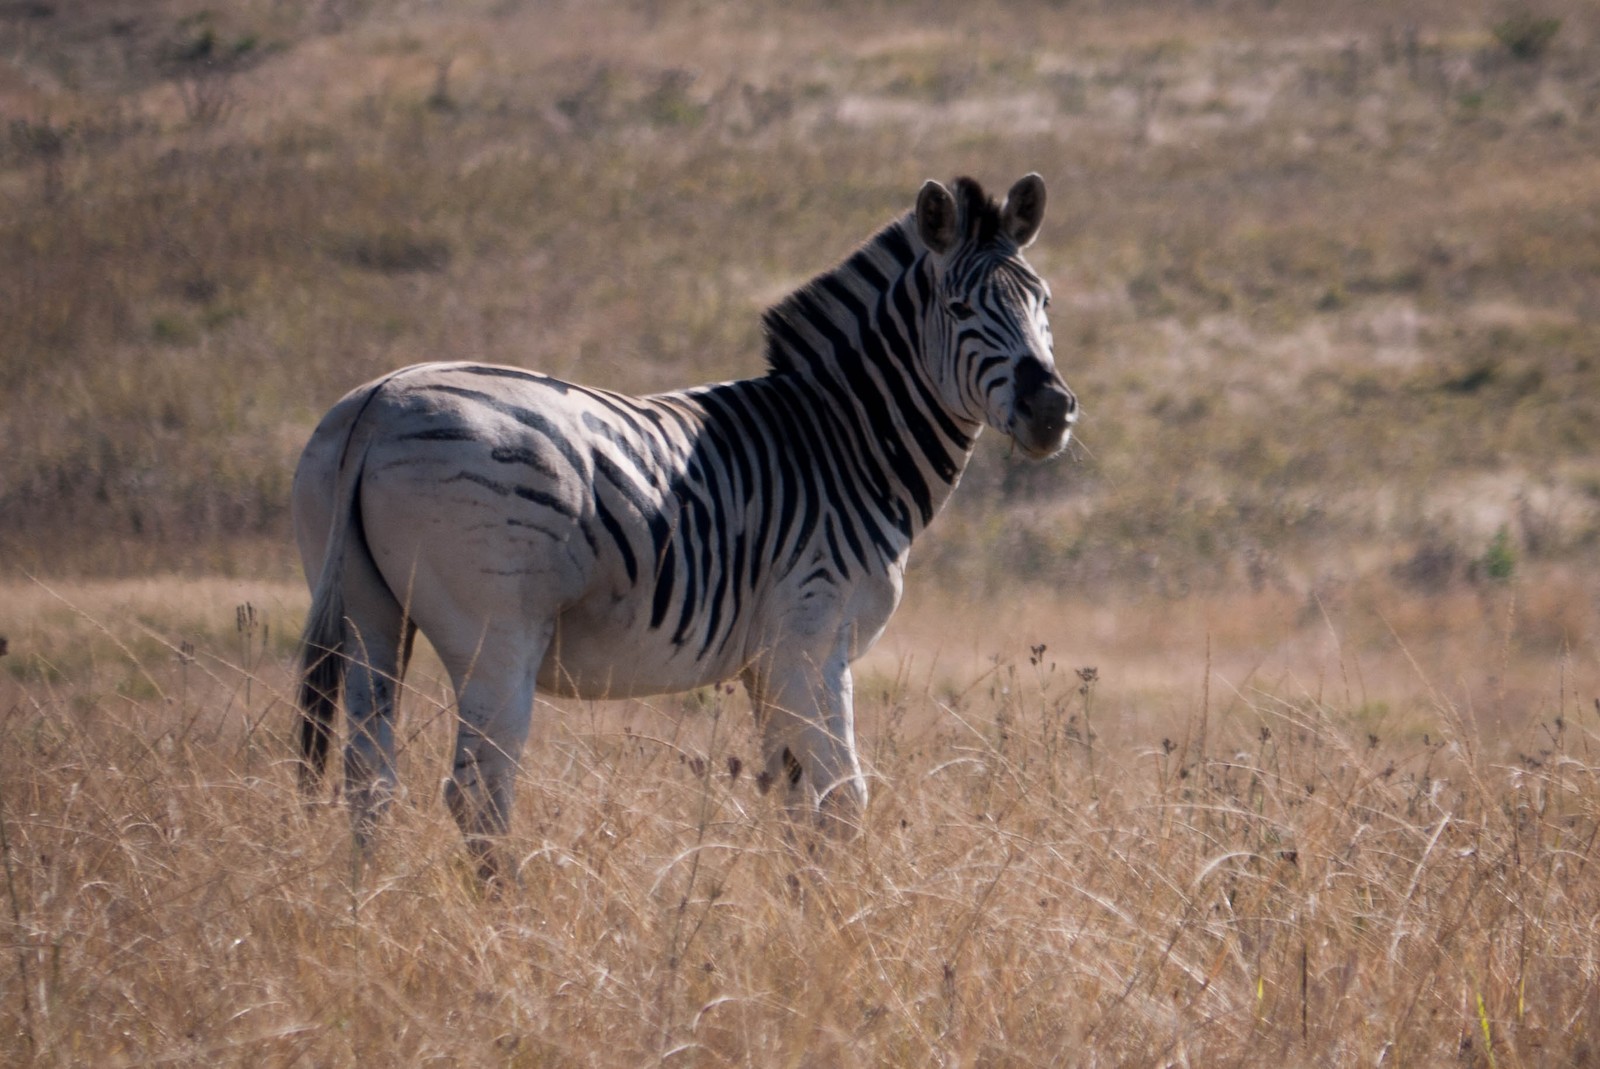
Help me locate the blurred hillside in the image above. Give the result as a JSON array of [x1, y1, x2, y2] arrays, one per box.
[[3, 0, 1598, 602]]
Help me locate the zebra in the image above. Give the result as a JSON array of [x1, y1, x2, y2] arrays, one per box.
[[293, 173, 1077, 878]]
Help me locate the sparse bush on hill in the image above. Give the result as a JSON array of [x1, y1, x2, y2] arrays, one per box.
[[1491, 9, 1562, 62], [157, 12, 268, 125], [3, 0, 1599, 592], [1476, 525, 1518, 583]]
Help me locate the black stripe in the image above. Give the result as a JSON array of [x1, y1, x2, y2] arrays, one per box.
[[671, 482, 718, 647], [742, 380, 823, 576], [400, 427, 477, 442], [582, 412, 666, 480], [701, 526, 733, 659], [591, 441, 679, 632], [592, 496, 637, 583], [974, 354, 1008, 379], [894, 265, 973, 451], [651, 539, 676, 631], [505, 517, 566, 540], [423, 385, 587, 474], [490, 446, 558, 477], [818, 274, 936, 524], [443, 471, 576, 521], [581, 393, 666, 473], [455, 365, 571, 392], [569, 518, 599, 556], [445, 471, 510, 496], [822, 514, 851, 576], [800, 564, 834, 587], [592, 451, 671, 563], [762, 315, 887, 569], [696, 389, 767, 580], [873, 288, 962, 486], [847, 248, 890, 293], [877, 222, 918, 267], [712, 528, 748, 658], [513, 485, 571, 514], [690, 405, 742, 660]]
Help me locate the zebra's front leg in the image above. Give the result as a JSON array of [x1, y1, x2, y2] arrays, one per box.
[[745, 648, 868, 837]]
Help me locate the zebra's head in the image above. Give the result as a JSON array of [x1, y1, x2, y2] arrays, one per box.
[[915, 174, 1077, 459]]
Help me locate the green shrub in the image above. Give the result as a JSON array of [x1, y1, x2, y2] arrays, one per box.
[[1492, 12, 1561, 62], [1478, 526, 1517, 583]]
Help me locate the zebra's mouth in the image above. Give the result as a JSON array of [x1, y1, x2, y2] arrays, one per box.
[[1010, 426, 1072, 459], [1007, 402, 1075, 459]]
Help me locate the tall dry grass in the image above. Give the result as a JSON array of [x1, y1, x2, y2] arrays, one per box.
[[5, 576, 1600, 1065]]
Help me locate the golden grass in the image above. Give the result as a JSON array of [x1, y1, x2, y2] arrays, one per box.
[[5, 574, 1600, 1065]]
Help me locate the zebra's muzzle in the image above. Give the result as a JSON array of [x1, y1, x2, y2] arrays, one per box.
[[1011, 380, 1077, 458]]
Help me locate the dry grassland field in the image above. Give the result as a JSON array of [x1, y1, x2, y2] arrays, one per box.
[[5, 0, 1600, 1064]]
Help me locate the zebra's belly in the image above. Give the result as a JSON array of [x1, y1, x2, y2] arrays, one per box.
[[535, 610, 750, 700]]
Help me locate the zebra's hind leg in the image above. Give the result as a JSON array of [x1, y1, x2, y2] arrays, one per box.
[[438, 627, 547, 885], [340, 583, 415, 848]]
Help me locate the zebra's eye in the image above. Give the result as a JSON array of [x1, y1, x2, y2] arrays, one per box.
[[947, 299, 977, 321]]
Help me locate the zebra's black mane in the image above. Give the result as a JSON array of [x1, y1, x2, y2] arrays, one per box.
[[761, 177, 1001, 378], [951, 175, 1003, 246]]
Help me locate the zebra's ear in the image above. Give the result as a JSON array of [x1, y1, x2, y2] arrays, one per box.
[[1000, 173, 1047, 248], [915, 179, 959, 255]]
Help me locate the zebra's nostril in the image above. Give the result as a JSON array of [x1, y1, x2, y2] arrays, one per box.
[[1020, 385, 1070, 426]]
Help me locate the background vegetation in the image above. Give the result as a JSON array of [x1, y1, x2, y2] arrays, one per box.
[[4, 0, 1600, 1064]]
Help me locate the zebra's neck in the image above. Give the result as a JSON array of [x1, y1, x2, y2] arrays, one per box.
[[758, 216, 981, 544]]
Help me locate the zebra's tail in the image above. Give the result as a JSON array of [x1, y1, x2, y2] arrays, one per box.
[[297, 568, 345, 794], [295, 400, 381, 796]]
